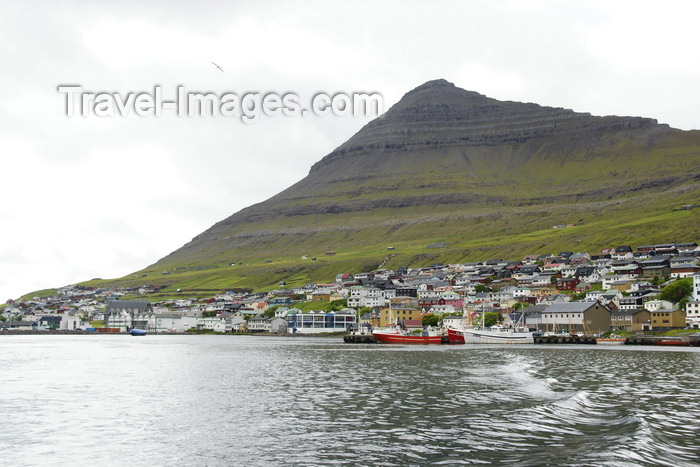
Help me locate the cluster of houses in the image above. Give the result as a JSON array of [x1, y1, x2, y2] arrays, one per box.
[[2, 242, 700, 335]]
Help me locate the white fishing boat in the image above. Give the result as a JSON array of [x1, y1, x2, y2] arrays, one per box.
[[447, 306, 534, 344], [596, 335, 626, 345], [448, 325, 534, 344]]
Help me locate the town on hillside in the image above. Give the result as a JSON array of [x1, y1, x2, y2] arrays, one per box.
[[2, 242, 700, 336]]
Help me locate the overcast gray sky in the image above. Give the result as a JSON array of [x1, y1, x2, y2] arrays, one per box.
[[2, 0, 699, 300]]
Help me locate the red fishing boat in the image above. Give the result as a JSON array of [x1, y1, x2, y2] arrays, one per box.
[[372, 325, 445, 344], [447, 328, 465, 344]]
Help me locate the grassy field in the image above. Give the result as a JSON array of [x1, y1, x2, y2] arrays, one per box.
[[20, 288, 59, 301], [78, 196, 698, 299]]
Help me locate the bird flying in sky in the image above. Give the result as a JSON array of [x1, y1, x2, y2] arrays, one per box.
[[211, 62, 224, 72]]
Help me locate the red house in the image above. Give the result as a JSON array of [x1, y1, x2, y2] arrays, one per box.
[[556, 277, 580, 291]]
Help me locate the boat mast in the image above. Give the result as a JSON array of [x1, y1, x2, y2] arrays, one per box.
[[389, 298, 394, 326]]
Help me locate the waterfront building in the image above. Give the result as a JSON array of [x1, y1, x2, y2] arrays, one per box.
[[650, 309, 687, 331], [610, 309, 651, 332], [286, 310, 356, 334], [104, 300, 153, 331], [686, 301, 700, 328], [540, 302, 611, 334]]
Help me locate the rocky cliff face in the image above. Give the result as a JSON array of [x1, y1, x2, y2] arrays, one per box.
[[310, 79, 661, 173]]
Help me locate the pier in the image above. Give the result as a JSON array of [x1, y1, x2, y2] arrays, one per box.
[[625, 335, 700, 346], [343, 334, 376, 344], [533, 335, 597, 345]]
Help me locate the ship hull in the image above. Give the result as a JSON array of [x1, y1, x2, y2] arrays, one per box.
[[448, 328, 533, 344], [373, 331, 444, 344]]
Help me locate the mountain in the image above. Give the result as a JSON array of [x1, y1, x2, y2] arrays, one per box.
[[106, 79, 700, 292]]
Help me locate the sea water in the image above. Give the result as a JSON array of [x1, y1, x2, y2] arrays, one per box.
[[0, 335, 698, 466]]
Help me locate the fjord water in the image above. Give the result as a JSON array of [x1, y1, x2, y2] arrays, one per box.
[[1, 336, 698, 466]]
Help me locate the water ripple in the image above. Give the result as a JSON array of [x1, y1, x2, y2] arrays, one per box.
[[1, 336, 699, 466]]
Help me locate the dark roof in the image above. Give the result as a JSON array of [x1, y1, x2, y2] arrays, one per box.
[[619, 297, 642, 304], [543, 302, 607, 314], [630, 289, 659, 297], [105, 300, 153, 314], [39, 316, 62, 323], [639, 256, 671, 266], [611, 309, 648, 316], [154, 313, 183, 319]]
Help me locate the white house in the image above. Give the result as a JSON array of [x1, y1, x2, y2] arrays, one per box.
[[560, 266, 578, 278], [104, 300, 154, 331], [248, 315, 269, 332], [512, 287, 531, 298], [60, 315, 85, 330], [347, 287, 386, 308], [424, 305, 458, 315], [148, 314, 192, 332], [602, 275, 638, 289], [225, 316, 247, 332], [196, 317, 227, 332], [644, 300, 675, 312], [585, 290, 604, 302], [248, 316, 288, 333], [382, 288, 397, 299], [531, 275, 553, 287], [629, 281, 653, 292], [686, 301, 700, 328], [600, 290, 623, 308], [670, 263, 700, 278], [453, 275, 473, 286], [443, 315, 467, 329], [490, 289, 514, 303]]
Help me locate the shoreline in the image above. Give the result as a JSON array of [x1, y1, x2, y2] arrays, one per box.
[[0, 329, 346, 337]]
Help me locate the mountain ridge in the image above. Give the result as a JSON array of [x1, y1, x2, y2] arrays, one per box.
[[313, 78, 662, 174]]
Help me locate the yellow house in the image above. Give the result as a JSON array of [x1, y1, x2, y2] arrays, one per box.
[[651, 309, 686, 330], [309, 292, 331, 302], [379, 306, 421, 327], [610, 280, 634, 293], [530, 287, 557, 297], [611, 309, 651, 332], [390, 297, 417, 307]]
